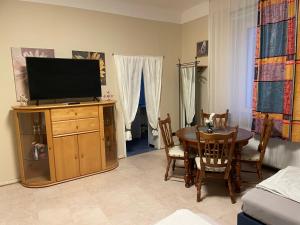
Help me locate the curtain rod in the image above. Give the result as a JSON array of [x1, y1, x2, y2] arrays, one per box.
[[178, 64, 199, 68], [112, 53, 165, 58], [176, 61, 200, 67], [176, 56, 200, 66]]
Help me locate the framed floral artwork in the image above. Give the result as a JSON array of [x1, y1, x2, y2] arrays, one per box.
[[11, 47, 55, 101], [72, 50, 106, 85]]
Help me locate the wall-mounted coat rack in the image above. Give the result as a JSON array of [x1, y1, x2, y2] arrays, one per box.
[[177, 57, 200, 127]]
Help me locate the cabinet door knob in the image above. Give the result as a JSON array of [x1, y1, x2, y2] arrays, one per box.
[[81, 154, 84, 158], [75, 155, 78, 159]]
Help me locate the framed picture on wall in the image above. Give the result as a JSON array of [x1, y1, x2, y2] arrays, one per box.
[[197, 40, 208, 57], [11, 47, 55, 101], [72, 50, 106, 85]]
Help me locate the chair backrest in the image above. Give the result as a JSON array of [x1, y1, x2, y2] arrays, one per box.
[[158, 114, 174, 152], [214, 109, 229, 128], [195, 128, 237, 178], [258, 114, 273, 163], [199, 109, 211, 126], [200, 109, 229, 128]]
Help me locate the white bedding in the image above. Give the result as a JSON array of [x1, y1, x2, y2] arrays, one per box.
[[256, 166, 300, 203], [153, 209, 219, 225], [249, 136, 300, 169]]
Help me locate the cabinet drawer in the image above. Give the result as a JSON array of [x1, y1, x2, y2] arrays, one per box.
[[77, 106, 98, 119], [51, 108, 77, 121], [77, 118, 99, 132], [52, 120, 77, 136]]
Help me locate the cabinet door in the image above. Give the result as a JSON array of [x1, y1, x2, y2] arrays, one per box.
[[78, 132, 101, 175], [53, 135, 80, 181], [15, 110, 56, 186]]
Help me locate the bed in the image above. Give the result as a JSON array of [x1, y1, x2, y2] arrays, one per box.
[[239, 188, 300, 225], [238, 166, 300, 225]]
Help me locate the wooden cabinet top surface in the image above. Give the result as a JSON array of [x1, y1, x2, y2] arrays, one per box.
[[12, 100, 116, 111]]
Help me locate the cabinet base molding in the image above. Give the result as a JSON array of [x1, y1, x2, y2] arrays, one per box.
[[21, 162, 118, 188]]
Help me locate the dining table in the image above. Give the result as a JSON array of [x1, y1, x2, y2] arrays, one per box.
[[176, 126, 253, 192]]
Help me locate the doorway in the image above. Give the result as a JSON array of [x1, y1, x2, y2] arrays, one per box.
[[126, 75, 155, 156]]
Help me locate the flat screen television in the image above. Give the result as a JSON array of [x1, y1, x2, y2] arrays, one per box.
[[26, 57, 102, 101]]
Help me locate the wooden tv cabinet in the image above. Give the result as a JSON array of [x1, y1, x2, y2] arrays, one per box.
[[12, 101, 118, 187]]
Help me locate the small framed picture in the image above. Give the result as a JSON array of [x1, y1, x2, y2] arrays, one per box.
[[197, 40, 208, 57]]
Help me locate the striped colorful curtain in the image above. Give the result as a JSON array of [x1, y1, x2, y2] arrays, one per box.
[[252, 0, 300, 141]]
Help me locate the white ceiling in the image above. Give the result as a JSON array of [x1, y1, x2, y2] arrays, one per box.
[[21, 0, 209, 24], [110, 0, 206, 12]]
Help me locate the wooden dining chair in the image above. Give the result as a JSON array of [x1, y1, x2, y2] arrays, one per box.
[[159, 114, 195, 181], [241, 114, 273, 181], [195, 128, 237, 203], [199, 109, 229, 128]]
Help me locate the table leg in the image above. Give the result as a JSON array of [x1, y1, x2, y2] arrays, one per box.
[[235, 144, 242, 193], [183, 141, 190, 188]]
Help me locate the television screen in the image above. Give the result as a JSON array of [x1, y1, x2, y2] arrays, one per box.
[[26, 57, 102, 100]]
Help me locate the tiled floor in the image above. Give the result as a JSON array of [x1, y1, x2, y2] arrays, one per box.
[[0, 150, 276, 225]]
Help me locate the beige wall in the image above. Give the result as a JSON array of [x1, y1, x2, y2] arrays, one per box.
[[181, 16, 209, 112], [0, 0, 208, 185], [181, 16, 208, 65]]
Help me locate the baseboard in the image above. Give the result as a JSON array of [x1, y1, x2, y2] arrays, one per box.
[[118, 154, 126, 159], [0, 178, 20, 187]]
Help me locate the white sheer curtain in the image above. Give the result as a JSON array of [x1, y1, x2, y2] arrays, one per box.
[[143, 56, 163, 136], [208, 0, 257, 129], [114, 55, 144, 141], [181, 67, 196, 126], [180, 100, 185, 128]]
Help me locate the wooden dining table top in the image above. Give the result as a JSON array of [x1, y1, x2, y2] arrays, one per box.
[[176, 126, 253, 144]]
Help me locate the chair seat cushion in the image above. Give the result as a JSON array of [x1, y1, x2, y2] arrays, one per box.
[[168, 145, 185, 157], [168, 145, 196, 158], [241, 146, 260, 161], [195, 157, 227, 172]]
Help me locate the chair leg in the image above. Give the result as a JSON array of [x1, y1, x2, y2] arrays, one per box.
[[231, 160, 236, 176], [227, 175, 236, 204], [256, 163, 262, 181], [189, 159, 195, 185], [172, 159, 176, 171], [195, 169, 199, 186], [165, 158, 172, 181], [196, 173, 202, 202]]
